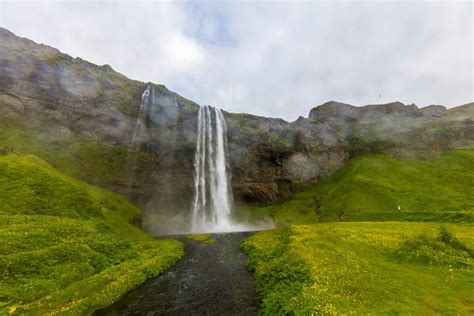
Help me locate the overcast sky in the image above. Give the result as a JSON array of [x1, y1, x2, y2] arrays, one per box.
[[1, 1, 472, 121]]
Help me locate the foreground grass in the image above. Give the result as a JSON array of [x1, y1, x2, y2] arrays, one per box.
[[0, 154, 183, 315], [241, 147, 474, 225], [240, 148, 474, 314], [242, 222, 474, 315]]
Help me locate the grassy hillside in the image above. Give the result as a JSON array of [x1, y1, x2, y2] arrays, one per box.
[[0, 121, 156, 191], [242, 222, 474, 315], [241, 147, 474, 314], [242, 147, 474, 224], [0, 154, 183, 315]]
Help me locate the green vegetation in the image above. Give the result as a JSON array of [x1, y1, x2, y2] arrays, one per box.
[[54, 140, 155, 189], [242, 223, 474, 315], [242, 147, 474, 314], [245, 147, 474, 225], [42, 52, 64, 65], [394, 226, 473, 267], [0, 121, 155, 190], [0, 154, 183, 315], [186, 234, 217, 245]]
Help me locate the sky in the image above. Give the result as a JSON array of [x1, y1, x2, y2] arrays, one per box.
[[0, 0, 473, 121]]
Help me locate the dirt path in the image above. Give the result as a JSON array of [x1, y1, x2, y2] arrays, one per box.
[[95, 232, 260, 315]]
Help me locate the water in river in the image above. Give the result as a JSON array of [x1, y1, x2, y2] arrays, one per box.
[[95, 232, 260, 315]]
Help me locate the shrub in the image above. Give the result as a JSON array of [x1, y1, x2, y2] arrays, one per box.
[[394, 227, 473, 267]]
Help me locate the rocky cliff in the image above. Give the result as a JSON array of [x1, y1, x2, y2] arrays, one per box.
[[1, 28, 473, 232]]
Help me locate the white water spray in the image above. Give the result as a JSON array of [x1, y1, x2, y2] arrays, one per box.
[[191, 106, 234, 232], [140, 102, 274, 235]]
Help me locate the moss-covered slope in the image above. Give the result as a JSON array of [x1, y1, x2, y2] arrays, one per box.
[[0, 121, 156, 194], [0, 154, 183, 315], [243, 147, 474, 224]]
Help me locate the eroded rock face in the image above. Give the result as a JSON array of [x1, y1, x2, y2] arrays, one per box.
[[1, 27, 473, 223]]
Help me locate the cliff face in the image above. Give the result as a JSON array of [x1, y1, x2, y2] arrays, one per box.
[[226, 99, 474, 204], [1, 28, 473, 225], [0, 27, 200, 220]]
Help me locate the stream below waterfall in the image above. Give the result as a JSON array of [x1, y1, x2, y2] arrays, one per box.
[[95, 232, 260, 315]]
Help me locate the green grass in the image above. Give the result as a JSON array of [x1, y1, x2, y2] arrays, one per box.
[[243, 147, 474, 225], [241, 147, 474, 314], [0, 121, 155, 191], [393, 226, 473, 267], [242, 222, 474, 315], [0, 154, 183, 315], [186, 234, 217, 245]]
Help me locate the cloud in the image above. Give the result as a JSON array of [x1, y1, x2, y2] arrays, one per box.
[[0, 0, 472, 121]]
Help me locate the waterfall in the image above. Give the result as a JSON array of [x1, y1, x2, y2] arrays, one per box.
[[191, 105, 233, 232], [132, 85, 153, 146]]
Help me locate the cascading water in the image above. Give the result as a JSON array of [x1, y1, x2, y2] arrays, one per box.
[[137, 98, 273, 235], [132, 85, 153, 146], [191, 106, 233, 232]]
